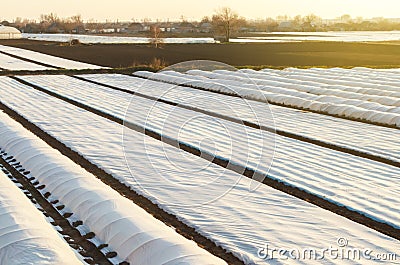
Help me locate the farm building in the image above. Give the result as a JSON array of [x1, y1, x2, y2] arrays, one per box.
[[0, 25, 22, 39]]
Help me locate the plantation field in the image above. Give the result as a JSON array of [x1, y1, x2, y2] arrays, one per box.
[[0, 44, 399, 264]]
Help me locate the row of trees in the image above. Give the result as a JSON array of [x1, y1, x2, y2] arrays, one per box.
[[209, 12, 400, 36], [262, 14, 400, 32], [146, 7, 242, 45], [3, 9, 400, 43], [39, 13, 84, 33], [208, 9, 324, 42], [6, 14, 85, 34]]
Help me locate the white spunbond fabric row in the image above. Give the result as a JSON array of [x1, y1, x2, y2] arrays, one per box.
[[0, 52, 50, 71], [2, 76, 400, 264], [184, 70, 400, 114], [274, 68, 400, 91], [18, 74, 273, 177], [134, 71, 400, 127], [0, 45, 104, 70], [80, 73, 400, 162], [0, 170, 84, 265], [23, 33, 217, 44], [257, 68, 400, 94], [20, 31, 400, 43], [2, 78, 400, 264], [0, 112, 226, 265], [10, 75, 400, 228], [213, 69, 400, 102], [242, 68, 400, 99], [350, 67, 400, 75], [183, 69, 400, 104]]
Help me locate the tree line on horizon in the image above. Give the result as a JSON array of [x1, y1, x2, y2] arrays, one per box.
[[2, 8, 400, 43]]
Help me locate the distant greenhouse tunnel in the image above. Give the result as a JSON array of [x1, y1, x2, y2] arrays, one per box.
[[0, 25, 22, 39]]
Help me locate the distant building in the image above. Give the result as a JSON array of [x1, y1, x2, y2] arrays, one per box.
[[23, 23, 41, 33], [101, 28, 115, 33], [47, 22, 64, 33], [158, 22, 173, 32], [71, 25, 86, 34], [127, 22, 145, 33], [199, 22, 213, 33], [0, 25, 22, 39], [172, 22, 197, 33]]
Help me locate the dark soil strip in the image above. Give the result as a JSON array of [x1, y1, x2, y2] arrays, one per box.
[[0, 90, 243, 265], [8, 76, 400, 242], [0, 50, 63, 69], [73, 75, 400, 169], [2, 39, 400, 68], [133, 74, 400, 130], [0, 67, 155, 77], [0, 157, 113, 265]]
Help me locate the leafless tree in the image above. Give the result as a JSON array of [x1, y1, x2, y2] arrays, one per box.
[[40, 13, 59, 24], [302, 14, 322, 30], [148, 25, 164, 48], [292, 15, 303, 27], [212, 7, 244, 42], [70, 15, 83, 25]]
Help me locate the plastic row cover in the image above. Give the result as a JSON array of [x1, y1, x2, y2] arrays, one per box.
[[185, 70, 400, 112], [0, 52, 50, 71], [134, 71, 400, 128], [0, 170, 84, 265], [0, 112, 226, 265], [277, 67, 400, 89], [80, 73, 400, 163], [220, 69, 400, 99], [265, 69, 400, 93], [0, 45, 105, 70]]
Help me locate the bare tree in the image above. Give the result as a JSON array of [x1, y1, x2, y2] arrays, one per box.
[[292, 15, 303, 28], [70, 15, 83, 25], [302, 14, 322, 31], [69, 14, 84, 33], [148, 25, 164, 48], [40, 13, 59, 24], [212, 7, 244, 42]]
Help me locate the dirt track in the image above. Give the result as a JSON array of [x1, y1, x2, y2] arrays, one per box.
[[1, 39, 400, 68]]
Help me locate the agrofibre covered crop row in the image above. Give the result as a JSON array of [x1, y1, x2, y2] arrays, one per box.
[[134, 69, 400, 127]]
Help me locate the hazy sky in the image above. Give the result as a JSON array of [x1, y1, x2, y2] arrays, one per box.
[[2, 0, 400, 21]]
